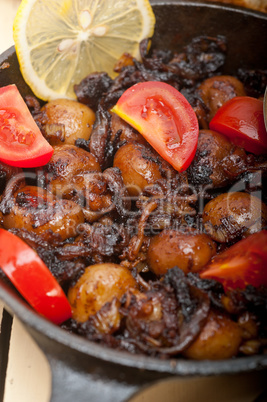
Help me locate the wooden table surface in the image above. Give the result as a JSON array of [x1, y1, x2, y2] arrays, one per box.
[[0, 0, 19, 54], [0, 3, 51, 401], [0, 1, 267, 402]]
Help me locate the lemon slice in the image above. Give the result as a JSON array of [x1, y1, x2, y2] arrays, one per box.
[[13, 0, 155, 101]]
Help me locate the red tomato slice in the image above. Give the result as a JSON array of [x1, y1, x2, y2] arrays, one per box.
[[0, 84, 53, 167], [200, 230, 267, 291], [209, 96, 267, 155], [0, 229, 72, 324], [111, 81, 199, 172]]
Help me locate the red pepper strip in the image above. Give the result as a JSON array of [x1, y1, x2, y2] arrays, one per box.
[[0, 229, 72, 324]]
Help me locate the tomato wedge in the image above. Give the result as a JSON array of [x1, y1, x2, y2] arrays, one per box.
[[111, 81, 199, 172], [0, 229, 72, 324], [0, 84, 53, 167], [200, 230, 267, 291], [209, 96, 267, 155]]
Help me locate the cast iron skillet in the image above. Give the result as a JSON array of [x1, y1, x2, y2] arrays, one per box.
[[0, 1, 267, 401]]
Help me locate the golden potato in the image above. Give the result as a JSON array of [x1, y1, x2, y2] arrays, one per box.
[[39, 144, 101, 199], [0, 161, 23, 192], [183, 311, 242, 360], [147, 229, 217, 275], [198, 75, 246, 122], [41, 99, 95, 145], [68, 263, 137, 322], [113, 142, 175, 196], [2, 185, 84, 240], [189, 130, 247, 188], [203, 192, 267, 243]]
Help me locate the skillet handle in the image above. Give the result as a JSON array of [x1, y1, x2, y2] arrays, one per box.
[[45, 353, 141, 402], [254, 388, 267, 402], [0, 282, 167, 402], [25, 326, 167, 402]]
